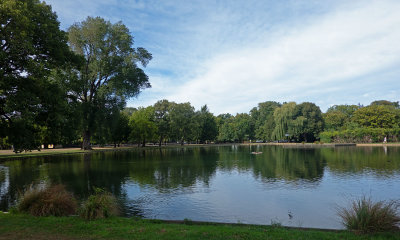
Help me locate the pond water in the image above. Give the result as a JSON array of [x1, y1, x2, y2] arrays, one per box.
[[1, 145, 400, 229]]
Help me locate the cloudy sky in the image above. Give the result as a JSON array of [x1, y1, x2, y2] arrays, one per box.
[[46, 0, 400, 114]]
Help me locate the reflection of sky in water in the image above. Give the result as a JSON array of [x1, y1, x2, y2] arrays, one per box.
[[0, 166, 10, 200], [1, 146, 400, 229], [120, 164, 400, 229]]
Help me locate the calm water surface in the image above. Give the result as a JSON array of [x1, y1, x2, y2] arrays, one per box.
[[1, 145, 400, 229]]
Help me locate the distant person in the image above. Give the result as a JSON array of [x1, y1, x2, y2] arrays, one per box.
[[383, 136, 387, 143]]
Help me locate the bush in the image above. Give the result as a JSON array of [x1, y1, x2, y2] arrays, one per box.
[[17, 184, 77, 216], [80, 188, 119, 220], [338, 197, 400, 233]]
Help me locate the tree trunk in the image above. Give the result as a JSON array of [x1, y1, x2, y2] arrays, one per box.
[[82, 130, 92, 150], [159, 137, 162, 147]]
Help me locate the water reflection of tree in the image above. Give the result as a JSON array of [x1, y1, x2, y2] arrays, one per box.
[[0, 158, 45, 210], [217, 145, 326, 182], [127, 147, 218, 191], [0, 148, 220, 211], [322, 147, 400, 175]]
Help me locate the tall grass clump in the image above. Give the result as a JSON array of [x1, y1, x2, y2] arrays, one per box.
[[338, 196, 400, 233], [80, 188, 119, 220], [17, 184, 77, 216]]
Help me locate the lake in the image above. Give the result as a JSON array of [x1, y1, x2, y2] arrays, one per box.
[[1, 145, 399, 229]]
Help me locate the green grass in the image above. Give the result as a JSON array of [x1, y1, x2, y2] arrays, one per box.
[[0, 213, 399, 240]]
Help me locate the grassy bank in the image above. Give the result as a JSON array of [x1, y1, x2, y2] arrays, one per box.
[[0, 213, 399, 240]]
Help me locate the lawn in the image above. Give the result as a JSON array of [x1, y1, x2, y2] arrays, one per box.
[[0, 213, 399, 240]]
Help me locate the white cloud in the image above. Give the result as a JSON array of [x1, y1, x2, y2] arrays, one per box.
[[46, 0, 400, 114], [163, 0, 400, 114]]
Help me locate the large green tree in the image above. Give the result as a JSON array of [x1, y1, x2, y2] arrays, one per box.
[[272, 102, 303, 141], [0, 0, 75, 152], [66, 17, 152, 149], [352, 105, 399, 129], [197, 105, 218, 143], [169, 102, 197, 145], [295, 102, 323, 142], [154, 99, 172, 146], [129, 107, 157, 147], [250, 101, 281, 141]]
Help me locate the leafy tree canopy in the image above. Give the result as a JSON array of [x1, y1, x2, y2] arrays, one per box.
[[0, 0, 76, 152], [66, 16, 152, 149]]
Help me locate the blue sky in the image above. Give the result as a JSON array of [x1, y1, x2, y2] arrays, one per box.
[[46, 0, 400, 114]]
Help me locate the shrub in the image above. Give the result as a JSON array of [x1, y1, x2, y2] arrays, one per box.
[[80, 188, 119, 220], [17, 184, 77, 216], [338, 197, 400, 233]]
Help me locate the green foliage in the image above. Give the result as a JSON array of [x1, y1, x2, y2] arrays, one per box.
[[154, 100, 172, 145], [370, 100, 399, 108], [79, 188, 119, 220], [169, 102, 197, 144], [323, 111, 347, 131], [338, 197, 400, 233], [320, 128, 400, 143], [216, 113, 254, 142], [327, 105, 360, 117], [352, 105, 399, 129], [272, 102, 304, 141], [295, 102, 324, 142], [66, 16, 152, 149], [0, 0, 76, 152], [251, 101, 281, 141], [17, 184, 77, 217], [197, 105, 218, 143], [129, 107, 157, 146]]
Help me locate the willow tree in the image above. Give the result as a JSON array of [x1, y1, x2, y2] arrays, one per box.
[[67, 17, 152, 149], [272, 102, 304, 141]]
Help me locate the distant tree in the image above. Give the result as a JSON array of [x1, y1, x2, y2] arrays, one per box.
[[272, 102, 304, 141], [129, 107, 157, 147], [0, 0, 75, 152], [109, 111, 130, 147], [232, 113, 254, 142], [197, 105, 218, 143], [295, 102, 323, 142], [251, 101, 281, 141], [323, 111, 347, 131], [370, 100, 399, 109], [154, 100, 172, 146], [66, 17, 152, 150], [352, 105, 399, 129], [217, 117, 235, 142], [327, 105, 359, 119], [123, 107, 138, 116], [169, 102, 197, 145], [216, 114, 234, 142]]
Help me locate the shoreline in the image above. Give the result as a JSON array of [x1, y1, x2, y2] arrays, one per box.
[[1, 142, 399, 160]]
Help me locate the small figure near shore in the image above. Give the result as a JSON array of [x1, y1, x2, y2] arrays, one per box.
[[383, 136, 387, 144]]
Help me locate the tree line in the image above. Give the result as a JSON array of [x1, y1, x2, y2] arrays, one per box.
[[1, 1, 399, 152], [119, 99, 400, 147]]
